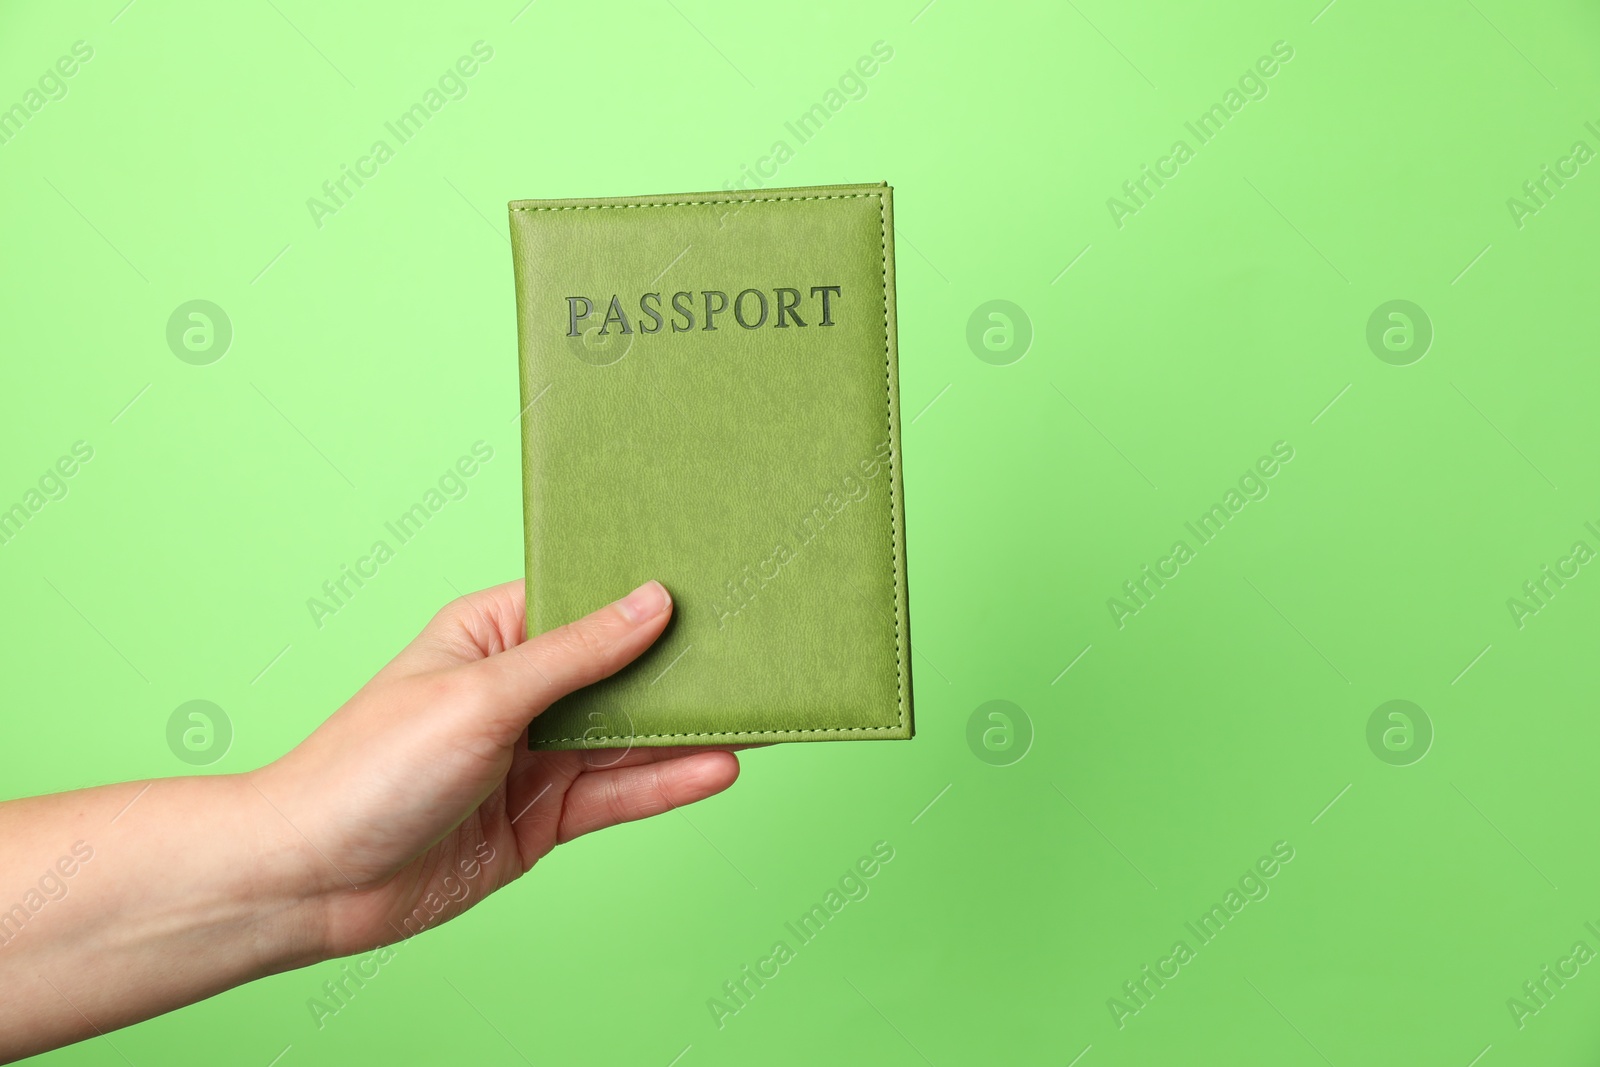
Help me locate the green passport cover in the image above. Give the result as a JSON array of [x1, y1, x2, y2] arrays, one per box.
[[508, 182, 912, 749]]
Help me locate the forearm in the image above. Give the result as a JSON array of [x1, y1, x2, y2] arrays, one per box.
[[0, 579, 736, 1062], [0, 773, 328, 1063]]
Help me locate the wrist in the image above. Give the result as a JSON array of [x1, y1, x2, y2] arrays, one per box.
[[227, 769, 335, 974]]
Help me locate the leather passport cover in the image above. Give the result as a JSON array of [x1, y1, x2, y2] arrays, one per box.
[[508, 182, 912, 749]]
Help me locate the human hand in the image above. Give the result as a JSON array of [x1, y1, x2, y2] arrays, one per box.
[[248, 579, 740, 958]]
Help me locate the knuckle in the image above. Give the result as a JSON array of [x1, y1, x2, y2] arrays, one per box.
[[427, 597, 470, 632], [646, 774, 677, 816], [601, 776, 634, 827], [435, 593, 518, 655], [548, 619, 615, 667]]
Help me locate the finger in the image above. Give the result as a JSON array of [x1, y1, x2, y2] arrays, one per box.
[[430, 580, 527, 654], [382, 580, 527, 677], [569, 743, 762, 771], [504, 745, 755, 854], [508, 742, 761, 791], [547, 748, 758, 771], [556, 751, 740, 844], [506, 747, 743, 830], [472, 580, 673, 732], [502, 757, 581, 868]]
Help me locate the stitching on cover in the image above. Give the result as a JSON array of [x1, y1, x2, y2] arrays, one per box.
[[537, 726, 898, 743], [877, 189, 907, 736], [521, 191, 908, 743], [511, 194, 877, 212]]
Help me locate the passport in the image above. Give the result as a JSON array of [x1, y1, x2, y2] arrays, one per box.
[[508, 183, 913, 749]]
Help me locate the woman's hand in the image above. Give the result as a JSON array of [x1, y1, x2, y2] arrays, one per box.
[[250, 579, 741, 958], [0, 579, 739, 1063]]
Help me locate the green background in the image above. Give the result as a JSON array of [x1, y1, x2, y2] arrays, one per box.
[[2, 0, 1598, 1063]]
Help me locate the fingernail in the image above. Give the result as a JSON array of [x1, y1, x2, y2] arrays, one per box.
[[616, 580, 669, 623]]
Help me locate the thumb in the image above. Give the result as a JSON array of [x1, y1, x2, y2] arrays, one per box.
[[471, 579, 673, 738]]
